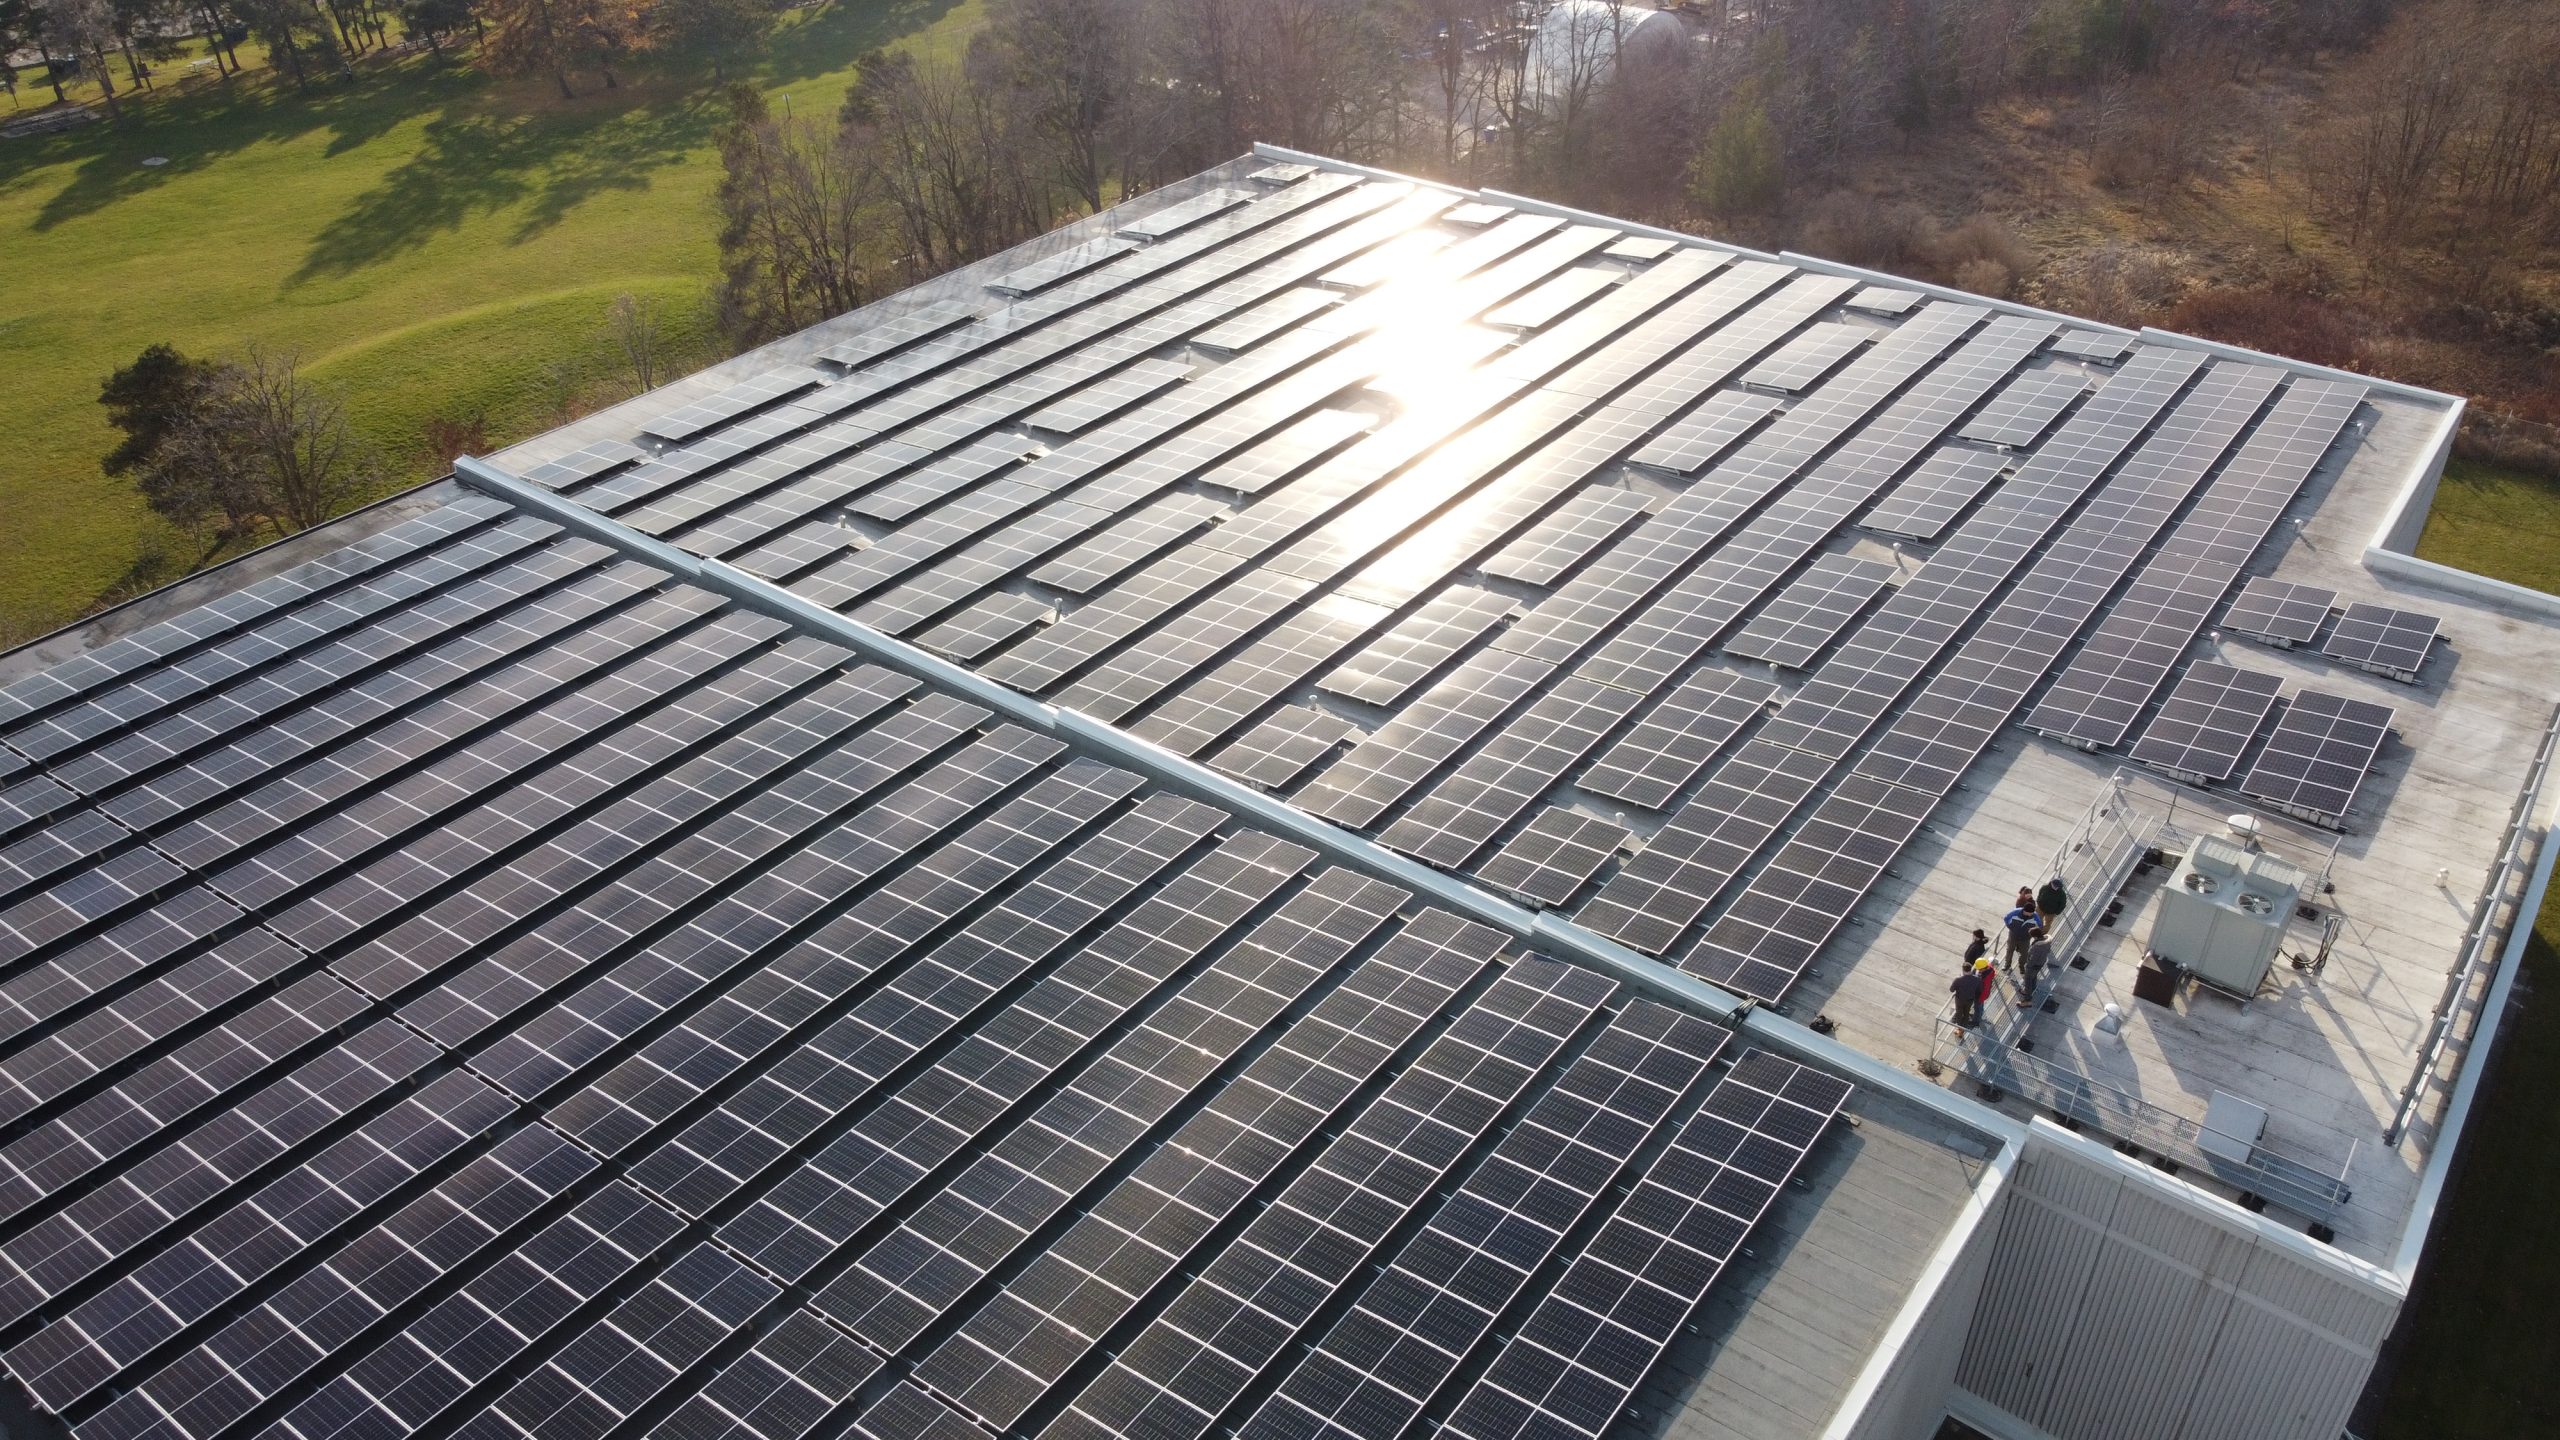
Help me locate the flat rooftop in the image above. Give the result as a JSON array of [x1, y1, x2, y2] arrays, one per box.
[[497, 154, 2552, 1263], [0, 149, 2546, 1440]]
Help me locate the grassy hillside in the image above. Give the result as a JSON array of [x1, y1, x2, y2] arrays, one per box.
[[0, 0, 981, 644]]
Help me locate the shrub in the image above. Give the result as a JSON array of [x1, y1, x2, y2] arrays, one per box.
[[2161, 287, 2363, 370], [1953, 256, 2016, 299], [2453, 410, 2560, 482], [1796, 191, 1931, 269], [1931, 215, 2035, 280]]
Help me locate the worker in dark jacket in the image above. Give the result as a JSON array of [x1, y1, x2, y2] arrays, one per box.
[[1964, 928, 1990, 965], [2021, 926, 2054, 1001], [2037, 874, 2070, 929], [2002, 902, 2039, 970], [1950, 962, 1981, 1027]]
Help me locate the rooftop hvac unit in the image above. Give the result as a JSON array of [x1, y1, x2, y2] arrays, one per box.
[[2148, 836, 2306, 997]]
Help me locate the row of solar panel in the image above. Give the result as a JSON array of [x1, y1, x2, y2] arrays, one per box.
[[559, 162, 2374, 1010], [0, 473, 1861, 1440]]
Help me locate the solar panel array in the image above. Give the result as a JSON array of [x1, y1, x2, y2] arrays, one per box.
[[2127, 661, 2284, 782], [514, 160, 2380, 1010], [0, 492, 1860, 1440], [0, 153, 2418, 1437]]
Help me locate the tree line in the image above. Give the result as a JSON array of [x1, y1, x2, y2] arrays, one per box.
[[0, 0, 777, 110], [706, 0, 2444, 351]]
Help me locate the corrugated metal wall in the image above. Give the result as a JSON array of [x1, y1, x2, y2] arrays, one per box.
[[1954, 1125, 2400, 1440]]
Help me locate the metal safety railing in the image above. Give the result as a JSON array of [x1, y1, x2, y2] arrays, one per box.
[[2039, 770, 2160, 975], [2384, 701, 2560, 1146], [1931, 1019, 2357, 1223]]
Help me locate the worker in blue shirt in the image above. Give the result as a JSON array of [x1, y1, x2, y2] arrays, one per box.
[[2002, 899, 2040, 971]]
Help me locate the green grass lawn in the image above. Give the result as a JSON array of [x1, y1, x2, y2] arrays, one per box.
[[2414, 459, 2560, 598], [2372, 460, 2560, 1439], [0, 0, 982, 644]]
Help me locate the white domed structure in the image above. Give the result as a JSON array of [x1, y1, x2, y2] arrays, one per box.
[[1525, 0, 1687, 101]]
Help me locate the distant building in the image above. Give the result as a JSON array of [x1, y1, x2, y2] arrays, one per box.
[[1527, 0, 1689, 101]]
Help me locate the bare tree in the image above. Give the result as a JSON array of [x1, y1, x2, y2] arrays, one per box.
[[841, 48, 1053, 277], [717, 86, 878, 347], [608, 292, 667, 392], [38, 0, 122, 121], [210, 346, 378, 537], [482, 0, 633, 98], [981, 0, 1130, 210]]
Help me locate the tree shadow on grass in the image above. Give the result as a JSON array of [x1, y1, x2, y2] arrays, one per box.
[[285, 84, 724, 284], [9, 0, 969, 268], [9, 56, 475, 233], [753, 0, 971, 88]]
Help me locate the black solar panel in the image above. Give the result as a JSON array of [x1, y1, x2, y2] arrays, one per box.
[[1234, 1002, 1729, 1440], [1208, 704, 1361, 790], [2321, 601, 2440, 680], [1043, 959, 1616, 1440], [1857, 446, 2009, 541], [1435, 1049, 1850, 1440], [2221, 576, 2337, 647], [2129, 661, 2285, 782], [1722, 552, 1897, 669], [2238, 689, 2395, 826], [1474, 807, 1632, 907]]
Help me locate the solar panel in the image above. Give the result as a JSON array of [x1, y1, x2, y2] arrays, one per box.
[[1199, 408, 1375, 495], [989, 234, 1137, 296], [1192, 288, 1340, 355], [1604, 234, 1680, 261], [2024, 378, 2367, 751], [1958, 367, 2087, 448], [1858, 447, 2009, 540], [905, 911, 1508, 1429], [1042, 960, 1616, 1440], [1025, 356, 1192, 434], [1579, 668, 1779, 811], [1379, 676, 1645, 868], [1484, 266, 1621, 331], [2128, 661, 2284, 782], [816, 297, 978, 370], [810, 864, 1409, 1353], [1119, 185, 1254, 241], [644, 1308, 881, 1440], [639, 366, 827, 443], [1844, 285, 1921, 315], [1233, 1002, 1727, 1440], [2321, 601, 2440, 681], [1436, 1049, 1851, 1440], [1030, 493, 1225, 594], [1576, 739, 1831, 955], [1208, 704, 1361, 789], [1480, 487, 1652, 587], [1624, 390, 1784, 474], [2238, 689, 2395, 825], [1723, 553, 1897, 669], [1321, 586, 1515, 708], [2221, 576, 2336, 647], [1297, 651, 1556, 829], [2050, 328, 2134, 361], [1474, 807, 1631, 906], [1741, 321, 1871, 392]]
